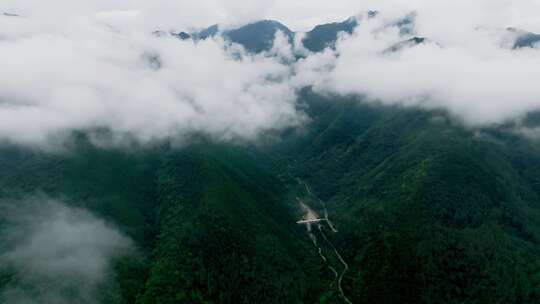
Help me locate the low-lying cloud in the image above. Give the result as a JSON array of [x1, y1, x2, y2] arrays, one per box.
[[2, 1, 540, 147], [295, 9, 540, 126], [0, 199, 132, 304], [0, 14, 300, 146]]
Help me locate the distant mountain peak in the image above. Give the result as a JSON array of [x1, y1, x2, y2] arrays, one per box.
[[383, 37, 430, 54], [194, 24, 219, 40], [239, 20, 291, 31], [226, 19, 293, 36], [176, 20, 293, 53], [367, 10, 379, 18], [162, 12, 539, 56], [221, 20, 293, 53], [301, 16, 359, 52], [507, 27, 540, 49], [392, 12, 417, 36], [159, 11, 430, 55]]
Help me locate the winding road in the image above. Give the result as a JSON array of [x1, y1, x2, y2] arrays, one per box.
[[319, 224, 352, 304], [296, 180, 352, 304]]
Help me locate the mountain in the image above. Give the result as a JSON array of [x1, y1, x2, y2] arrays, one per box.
[[505, 28, 540, 49], [174, 12, 420, 54], [392, 12, 417, 36], [3, 15, 540, 304], [178, 17, 357, 53], [223, 20, 294, 53], [300, 12, 418, 52], [0, 137, 334, 303], [383, 36, 429, 53], [3, 89, 540, 303], [139, 143, 332, 303], [514, 31, 540, 49], [192, 24, 219, 40], [515, 33, 540, 48], [269, 89, 540, 303], [169, 12, 427, 54], [183, 21, 294, 53], [301, 17, 359, 52]]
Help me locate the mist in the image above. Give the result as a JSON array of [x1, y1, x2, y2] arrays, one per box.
[[0, 12, 300, 147], [0, 199, 132, 304], [1, 0, 540, 148], [294, 8, 540, 126]]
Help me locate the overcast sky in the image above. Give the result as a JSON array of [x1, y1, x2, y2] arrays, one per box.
[[1, 0, 540, 146], [5, 0, 539, 31]]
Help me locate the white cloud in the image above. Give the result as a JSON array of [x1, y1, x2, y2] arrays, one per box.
[[294, 8, 540, 125], [2, 0, 540, 146], [0, 14, 301, 146]]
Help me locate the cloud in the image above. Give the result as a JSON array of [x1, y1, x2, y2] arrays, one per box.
[[4, 0, 540, 32], [0, 14, 301, 146], [2, 0, 540, 147], [0, 199, 132, 304], [294, 7, 540, 126], [1, 0, 275, 31]]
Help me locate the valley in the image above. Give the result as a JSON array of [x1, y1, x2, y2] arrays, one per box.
[[296, 179, 352, 304], [2, 7, 540, 303], [2, 92, 540, 303]]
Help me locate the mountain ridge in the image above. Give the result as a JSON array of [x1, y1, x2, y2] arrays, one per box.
[[162, 14, 540, 55]]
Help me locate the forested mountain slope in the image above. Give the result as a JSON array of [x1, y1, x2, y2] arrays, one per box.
[[2, 13, 540, 302], [138, 144, 328, 303], [0, 138, 331, 303], [2, 87, 540, 303], [268, 89, 540, 303]]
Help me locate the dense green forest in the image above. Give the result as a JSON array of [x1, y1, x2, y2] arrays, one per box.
[[0, 138, 332, 303], [3, 7, 540, 303], [2, 22, 540, 302], [1, 89, 540, 303], [269, 90, 540, 303]]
